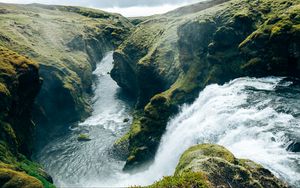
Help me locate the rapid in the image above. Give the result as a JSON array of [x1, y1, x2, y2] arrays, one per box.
[[36, 52, 300, 187]]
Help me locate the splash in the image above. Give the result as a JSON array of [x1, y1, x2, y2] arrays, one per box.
[[113, 77, 300, 187]]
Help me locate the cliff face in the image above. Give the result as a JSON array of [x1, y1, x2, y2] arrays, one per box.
[[0, 47, 54, 187], [147, 144, 288, 188], [0, 3, 133, 138], [112, 0, 300, 170]]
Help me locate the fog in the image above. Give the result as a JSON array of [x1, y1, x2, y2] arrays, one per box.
[[0, 0, 201, 16]]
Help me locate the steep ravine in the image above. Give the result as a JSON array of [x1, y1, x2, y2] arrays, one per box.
[[0, 3, 133, 144], [0, 3, 134, 187], [0, 47, 54, 187], [34, 52, 135, 186], [34, 54, 293, 187], [112, 0, 300, 170], [0, 0, 299, 187]]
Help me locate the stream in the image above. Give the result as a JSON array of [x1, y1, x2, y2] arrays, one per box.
[[35, 52, 300, 187]]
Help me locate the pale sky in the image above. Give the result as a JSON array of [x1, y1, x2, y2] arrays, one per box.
[[0, 0, 202, 17]]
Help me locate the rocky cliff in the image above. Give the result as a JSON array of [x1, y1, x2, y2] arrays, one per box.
[[111, 0, 300, 170], [147, 144, 288, 188], [0, 47, 54, 187], [0, 3, 133, 141], [0, 3, 134, 187]]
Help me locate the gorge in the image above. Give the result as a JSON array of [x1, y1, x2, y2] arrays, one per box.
[[0, 0, 299, 187]]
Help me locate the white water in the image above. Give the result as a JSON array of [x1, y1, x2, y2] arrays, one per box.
[[113, 77, 300, 187], [36, 52, 300, 187], [35, 52, 134, 187]]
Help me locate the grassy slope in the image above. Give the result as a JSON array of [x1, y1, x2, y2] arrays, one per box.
[[112, 0, 300, 170], [0, 3, 133, 135], [0, 4, 133, 187]]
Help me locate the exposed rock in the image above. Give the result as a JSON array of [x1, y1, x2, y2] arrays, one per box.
[[287, 141, 300, 152], [0, 3, 133, 144], [147, 144, 288, 188], [123, 118, 130, 123], [111, 0, 300, 170], [0, 47, 54, 187], [77, 134, 91, 142], [0, 168, 43, 188]]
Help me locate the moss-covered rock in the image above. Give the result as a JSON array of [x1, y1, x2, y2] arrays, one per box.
[[0, 3, 133, 143], [146, 171, 211, 188], [147, 144, 288, 188], [77, 134, 91, 142], [0, 47, 54, 187], [0, 47, 41, 156], [0, 168, 43, 188], [112, 0, 300, 170]]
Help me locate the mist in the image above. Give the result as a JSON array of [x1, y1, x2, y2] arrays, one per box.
[[0, 0, 201, 16]]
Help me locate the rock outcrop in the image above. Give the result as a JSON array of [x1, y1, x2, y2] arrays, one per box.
[[0, 3, 133, 142], [112, 0, 300, 170], [147, 144, 288, 188], [0, 47, 54, 187]]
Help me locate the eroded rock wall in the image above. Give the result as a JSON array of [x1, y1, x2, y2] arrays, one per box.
[[112, 0, 300, 170], [0, 47, 54, 187]]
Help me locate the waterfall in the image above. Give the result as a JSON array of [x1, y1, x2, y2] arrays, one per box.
[[114, 77, 300, 187], [35, 52, 300, 187]]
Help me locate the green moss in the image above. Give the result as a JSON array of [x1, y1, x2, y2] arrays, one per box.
[[144, 144, 287, 187], [2, 122, 18, 146], [17, 156, 55, 188], [0, 142, 55, 188], [147, 172, 211, 188], [0, 3, 133, 133], [0, 141, 17, 165], [112, 0, 300, 170], [0, 47, 38, 73], [175, 144, 235, 175], [0, 83, 10, 96], [77, 134, 91, 141], [171, 144, 288, 188], [115, 116, 142, 147], [0, 168, 43, 188], [0, 47, 54, 187]]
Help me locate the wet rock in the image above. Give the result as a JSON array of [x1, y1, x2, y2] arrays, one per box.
[[148, 144, 289, 188], [0, 47, 55, 187], [0, 3, 133, 144], [77, 134, 92, 142], [123, 118, 130, 123], [287, 142, 300, 152], [112, 0, 300, 170], [0, 168, 43, 188]]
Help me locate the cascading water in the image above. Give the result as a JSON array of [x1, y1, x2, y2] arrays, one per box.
[[36, 52, 300, 187], [34, 52, 134, 186], [113, 77, 300, 187]]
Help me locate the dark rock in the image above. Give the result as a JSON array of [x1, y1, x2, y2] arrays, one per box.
[[123, 118, 130, 123], [112, 0, 300, 171], [287, 142, 300, 152], [77, 134, 92, 142]]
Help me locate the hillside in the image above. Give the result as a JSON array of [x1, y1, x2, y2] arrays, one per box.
[[111, 0, 300, 170], [0, 3, 133, 138], [0, 47, 54, 187], [0, 3, 133, 187], [0, 0, 299, 187]]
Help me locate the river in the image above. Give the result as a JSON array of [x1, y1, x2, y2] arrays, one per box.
[[35, 52, 300, 187]]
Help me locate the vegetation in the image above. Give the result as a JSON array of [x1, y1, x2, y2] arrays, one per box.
[[0, 0, 298, 187], [145, 144, 288, 188], [0, 48, 54, 187], [0, 3, 133, 143], [112, 0, 300, 170], [77, 134, 91, 141], [146, 172, 211, 188]]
